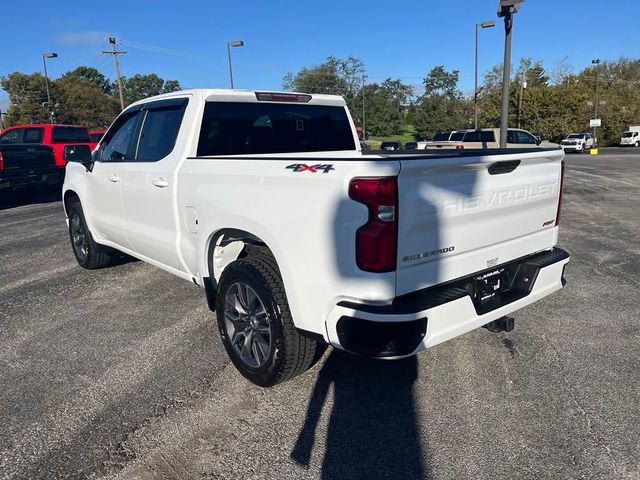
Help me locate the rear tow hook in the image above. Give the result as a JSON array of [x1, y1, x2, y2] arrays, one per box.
[[483, 316, 515, 333]]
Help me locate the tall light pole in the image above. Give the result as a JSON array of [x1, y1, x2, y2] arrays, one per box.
[[497, 0, 524, 148], [227, 40, 244, 89], [474, 20, 496, 129], [592, 58, 601, 146], [42, 52, 58, 124]]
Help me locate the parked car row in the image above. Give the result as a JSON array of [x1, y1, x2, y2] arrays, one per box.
[[417, 128, 556, 150]]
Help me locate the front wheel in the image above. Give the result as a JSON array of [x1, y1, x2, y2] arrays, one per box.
[[635, 141, 639, 148], [67, 201, 114, 269], [215, 257, 324, 387]]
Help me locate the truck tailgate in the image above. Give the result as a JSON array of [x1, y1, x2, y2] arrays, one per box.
[[396, 148, 564, 296], [1, 144, 56, 173]]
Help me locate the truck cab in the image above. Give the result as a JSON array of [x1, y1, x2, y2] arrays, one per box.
[[620, 126, 640, 147]]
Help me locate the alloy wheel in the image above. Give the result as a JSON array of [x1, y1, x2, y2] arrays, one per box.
[[224, 282, 272, 368], [70, 214, 88, 262]]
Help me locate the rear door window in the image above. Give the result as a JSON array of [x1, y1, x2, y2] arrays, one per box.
[[197, 102, 355, 156], [23, 128, 44, 144], [135, 106, 186, 161]]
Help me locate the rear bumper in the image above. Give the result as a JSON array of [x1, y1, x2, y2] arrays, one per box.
[[325, 247, 570, 358], [0, 170, 61, 190]]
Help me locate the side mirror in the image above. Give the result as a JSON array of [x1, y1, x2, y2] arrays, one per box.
[[535, 136, 542, 146], [64, 145, 94, 172]]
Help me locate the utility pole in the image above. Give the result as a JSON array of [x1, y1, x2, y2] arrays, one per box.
[[102, 37, 127, 110], [362, 74, 366, 141], [517, 76, 527, 129]]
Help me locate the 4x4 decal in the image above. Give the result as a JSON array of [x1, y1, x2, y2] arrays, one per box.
[[286, 163, 335, 173]]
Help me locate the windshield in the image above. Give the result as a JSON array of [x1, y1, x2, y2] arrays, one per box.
[[197, 102, 355, 155], [567, 134, 583, 139], [449, 131, 466, 141], [622, 132, 634, 138]]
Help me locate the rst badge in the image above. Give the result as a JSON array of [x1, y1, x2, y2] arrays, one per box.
[[286, 163, 335, 174]]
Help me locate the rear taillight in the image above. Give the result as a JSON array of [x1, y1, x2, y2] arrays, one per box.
[[0, 151, 4, 171], [456, 144, 464, 150], [555, 160, 565, 226], [349, 177, 398, 272]]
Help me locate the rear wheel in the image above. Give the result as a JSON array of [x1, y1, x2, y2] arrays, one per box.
[[216, 256, 324, 387], [67, 201, 114, 269]]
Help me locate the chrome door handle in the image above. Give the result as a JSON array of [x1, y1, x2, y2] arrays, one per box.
[[152, 178, 169, 188], [108, 174, 120, 183]]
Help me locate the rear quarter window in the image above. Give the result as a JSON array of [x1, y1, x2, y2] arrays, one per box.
[[51, 127, 91, 143], [463, 130, 495, 143], [197, 102, 355, 156]]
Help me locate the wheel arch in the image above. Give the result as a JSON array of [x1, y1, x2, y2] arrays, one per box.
[[202, 227, 280, 311], [63, 189, 81, 216]]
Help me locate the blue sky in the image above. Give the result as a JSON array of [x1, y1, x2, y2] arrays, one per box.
[[1, 0, 639, 112]]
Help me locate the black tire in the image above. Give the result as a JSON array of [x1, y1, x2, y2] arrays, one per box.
[[635, 141, 639, 148], [215, 256, 322, 387], [67, 201, 114, 269]]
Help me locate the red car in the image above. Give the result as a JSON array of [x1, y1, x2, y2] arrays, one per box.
[[0, 124, 96, 170]]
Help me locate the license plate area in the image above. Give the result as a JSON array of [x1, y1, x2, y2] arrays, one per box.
[[473, 268, 505, 303]]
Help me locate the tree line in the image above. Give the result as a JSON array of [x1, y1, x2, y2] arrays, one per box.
[[283, 56, 640, 146], [1, 67, 180, 129], [2, 56, 639, 146]]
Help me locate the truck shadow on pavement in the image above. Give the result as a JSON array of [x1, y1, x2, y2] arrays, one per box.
[[291, 350, 428, 479], [0, 188, 61, 211]]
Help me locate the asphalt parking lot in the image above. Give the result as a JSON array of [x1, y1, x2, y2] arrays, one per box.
[[1, 149, 638, 480]]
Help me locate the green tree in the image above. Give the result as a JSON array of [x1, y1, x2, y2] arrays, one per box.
[[363, 79, 413, 136], [62, 66, 112, 94], [54, 76, 120, 129], [122, 74, 181, 104], [414, 66, 471, 140], [282, 56, 365, 122], [0, 72, 51, 124]]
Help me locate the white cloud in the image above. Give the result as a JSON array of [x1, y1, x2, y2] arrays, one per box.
[[57, 31, 109, 45]]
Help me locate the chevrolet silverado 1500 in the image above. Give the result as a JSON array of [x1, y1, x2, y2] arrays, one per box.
[[63, 89, 570, 386]]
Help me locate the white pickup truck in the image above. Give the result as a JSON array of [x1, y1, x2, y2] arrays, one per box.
[[63, 89, 570, 386], [561, 132, 594, 153]]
